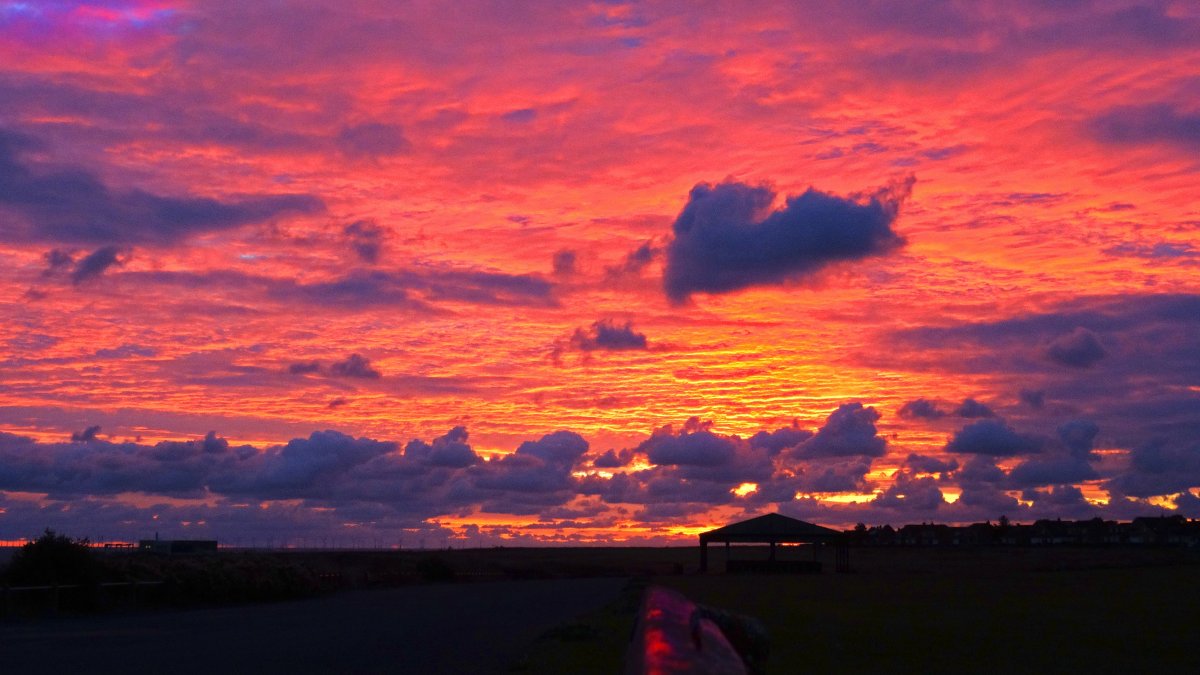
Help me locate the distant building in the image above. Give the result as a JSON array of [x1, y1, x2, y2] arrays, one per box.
[[849, 515, 1200, 548], [698, 512, 848, 573], [138, 539, 218, 554]]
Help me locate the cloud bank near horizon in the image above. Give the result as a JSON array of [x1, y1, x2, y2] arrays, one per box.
[[0, 399, 1191, 542]]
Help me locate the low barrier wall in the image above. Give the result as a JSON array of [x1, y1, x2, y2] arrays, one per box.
[[624, 586, 756, 675]]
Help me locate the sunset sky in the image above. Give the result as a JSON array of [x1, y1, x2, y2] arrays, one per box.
[[2, 0, 1198, 546]]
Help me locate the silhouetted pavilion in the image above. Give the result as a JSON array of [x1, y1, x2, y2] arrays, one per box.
[[699, 513, 848, 573]]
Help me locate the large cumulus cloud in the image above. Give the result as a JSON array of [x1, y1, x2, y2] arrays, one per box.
[[640, 418, 738, 467], [791, 403, 887, 458], [1106, 441, 1200, 498], [662, 178, 909, 302], [945, 419, 1042, 456]]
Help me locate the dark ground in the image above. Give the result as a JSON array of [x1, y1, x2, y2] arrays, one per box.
[[515, 546, 1200, 674], [0, 576, 626, 674], [4, 545, 1198, 673]]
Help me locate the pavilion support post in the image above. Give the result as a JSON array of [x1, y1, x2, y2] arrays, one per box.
[[700, 540, 708, 572], [769, 540, 776, 562]]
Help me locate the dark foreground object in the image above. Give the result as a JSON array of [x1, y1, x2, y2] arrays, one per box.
[[625, 586, 770, 675], [0, 577, 625, 674]]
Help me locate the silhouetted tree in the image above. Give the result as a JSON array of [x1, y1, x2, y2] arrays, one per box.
[[996, 515, 1012, 544], [3, 529, 105, 586]]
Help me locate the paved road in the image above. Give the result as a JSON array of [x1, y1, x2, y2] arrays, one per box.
[[0, 577, 627, 674]]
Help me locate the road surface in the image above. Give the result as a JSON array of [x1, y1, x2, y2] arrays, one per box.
[[0, 577, 627, 674]]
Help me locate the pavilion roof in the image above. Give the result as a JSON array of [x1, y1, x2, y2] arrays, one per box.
[[699, 513, 842, 543]]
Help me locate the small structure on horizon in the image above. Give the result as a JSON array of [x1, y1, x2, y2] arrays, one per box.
[[699, 513, 847, 573], [137, 537, 218, 554]]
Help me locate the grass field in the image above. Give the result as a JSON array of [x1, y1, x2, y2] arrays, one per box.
[[517, 546, 1200, 674]]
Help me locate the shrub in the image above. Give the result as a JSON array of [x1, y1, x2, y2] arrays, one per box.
[[3, 529, 106, 587]]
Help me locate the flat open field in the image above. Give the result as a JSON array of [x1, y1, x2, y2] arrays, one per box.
[[4, 545, 1198, 673], [519, 546, 1200, 674]]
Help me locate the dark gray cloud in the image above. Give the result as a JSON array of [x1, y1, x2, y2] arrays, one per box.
[[271, 268, 556, 310], [898, 398, 946, 420], [93, 344, 157, 360], [570, 319, 648, 351], [797, 460, 872, 494], [288, 360, 322, 375], [580, 467, 740, 508], [1057, 420, 1099, 460], [552, 248, 577, 276], [0, 430, 252, 499], [604, 240, 660, 281], [892, 294, 1199, 373], [70, 425, 101, 442], [662, 178, 909, 303], [954, 482, 1021, 514], [640, 419, 737, 467], [953, 398, 995, 418], [329, 354, 382, 379], [1030, 484, 1090, 510], [873, 473, 946, 511], [1019, 388, 1045, 409], [1089, 103, 1200, 151], [403, 426, 479, 468], [945, 419, 1043, 456], [791, 403, 887, 458], [885, 294, 1200, 449], [1105, 441, 1200, 498], [1045, 327, 1107, 368], [0, 406, 1192, 539], [343, 220, 384, 263], [854, 3, 1200, 89], [473, 431, 589, 500], [501, 108, 537, 124], [1104, 241, 1196, 261], [514, 430, 589, 467], [42, 248, 73, 276], [748, 422, 814, 456], [287, 355, 381, 379], [956, 456, 1005, 484], [0, 129, 323, 246], [232, 430, 396, 499], [905, 453, 958, 475], [335, 122, 411, 159], [1173, 490, 1200, 518], [1007, 456, 1097, 489], [82, 259, 553, 314], [902, 393, 993, 420], [70, 246, 125, 285], [592, 448, 633, 468]]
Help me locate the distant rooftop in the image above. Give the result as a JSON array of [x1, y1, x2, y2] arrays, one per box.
[[700, 513, 842, 543]]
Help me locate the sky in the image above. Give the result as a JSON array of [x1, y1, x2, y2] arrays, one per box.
[[1, 0, 1198, 546]]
